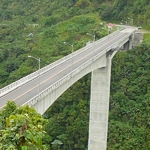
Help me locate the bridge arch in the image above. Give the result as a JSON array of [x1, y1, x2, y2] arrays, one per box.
[[29, 53, 108, 115], [0, 27, 140, 150]]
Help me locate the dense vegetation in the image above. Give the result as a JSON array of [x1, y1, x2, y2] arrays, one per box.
[[1, 0, 150, 87], [0, 101, 50, 149], [0, 0, 108, 88], [100, 0, 150, 28], [0, 0, 150, 149], [108, 41, 150, 149], [44, 75, 91, 149]]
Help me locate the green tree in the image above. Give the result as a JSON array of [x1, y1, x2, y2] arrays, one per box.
[[0, 101, 51, 150], [75, 0, 91, 9]]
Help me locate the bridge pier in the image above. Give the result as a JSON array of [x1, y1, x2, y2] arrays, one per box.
[[123, 34, 134, 50], [88, 52, 115, 150]]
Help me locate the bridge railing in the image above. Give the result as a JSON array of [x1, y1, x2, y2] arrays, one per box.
[[22, 48, 108, 107], [23, 30, 131, 107], [0, 30, 121, 97]]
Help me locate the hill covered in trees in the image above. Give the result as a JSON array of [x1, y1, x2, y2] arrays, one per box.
[[0, 0, 150, 86], [0, 0, 150, 149], [0, 0, 108, 87], [100, 0, 150, 27]]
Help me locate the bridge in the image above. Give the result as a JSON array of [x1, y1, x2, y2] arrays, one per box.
[[0, 26, 140, 150]]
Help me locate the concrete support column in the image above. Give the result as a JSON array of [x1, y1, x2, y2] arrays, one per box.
[[123, 34, 134, 50], [123, 41, 129, 50], [88, 52, 113, 150], [129, 34, 134, 49]]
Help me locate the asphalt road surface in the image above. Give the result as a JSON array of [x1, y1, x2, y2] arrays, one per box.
[[0, 29, 132, 110]]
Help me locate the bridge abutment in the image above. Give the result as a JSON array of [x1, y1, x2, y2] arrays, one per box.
[[88, 52, 115, 150]]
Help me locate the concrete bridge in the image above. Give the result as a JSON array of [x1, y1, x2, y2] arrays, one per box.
[[0, 26, 140, 150]]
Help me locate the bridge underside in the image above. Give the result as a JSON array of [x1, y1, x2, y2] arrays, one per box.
[[32, 53, 108, 114], [0, 27, 142, 150], [24, 30, 139, 150]]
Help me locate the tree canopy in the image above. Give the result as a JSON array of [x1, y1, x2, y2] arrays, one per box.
[[0, 0, 150, 149], [0, 101, 51, 150]]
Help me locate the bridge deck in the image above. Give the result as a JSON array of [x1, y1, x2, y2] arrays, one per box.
[[0, 28, 136, 109]]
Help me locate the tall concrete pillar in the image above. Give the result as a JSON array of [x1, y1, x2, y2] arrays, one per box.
[[129, 34, 134, 49], [123, 34, 134, 50], [123, 41, 129, 50], [88, 52, 114, 150]]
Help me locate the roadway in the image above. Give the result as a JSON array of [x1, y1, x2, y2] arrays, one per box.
[[0, 30, 132, 109]]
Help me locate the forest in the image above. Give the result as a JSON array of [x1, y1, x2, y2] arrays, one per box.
[[0, 0, 150, 149]]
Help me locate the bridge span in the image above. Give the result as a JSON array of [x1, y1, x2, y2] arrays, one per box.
[[0, 27, 139, 150]]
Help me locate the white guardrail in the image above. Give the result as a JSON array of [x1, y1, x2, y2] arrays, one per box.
[[0, 30, 121, 97], [23, 29, 134, 107]]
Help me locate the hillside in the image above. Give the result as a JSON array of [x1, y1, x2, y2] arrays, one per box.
[[1, 0, 150, 86], [0, 13, 107, 87], [108, 41, 150, 149], [0, 0, 150, 149]]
